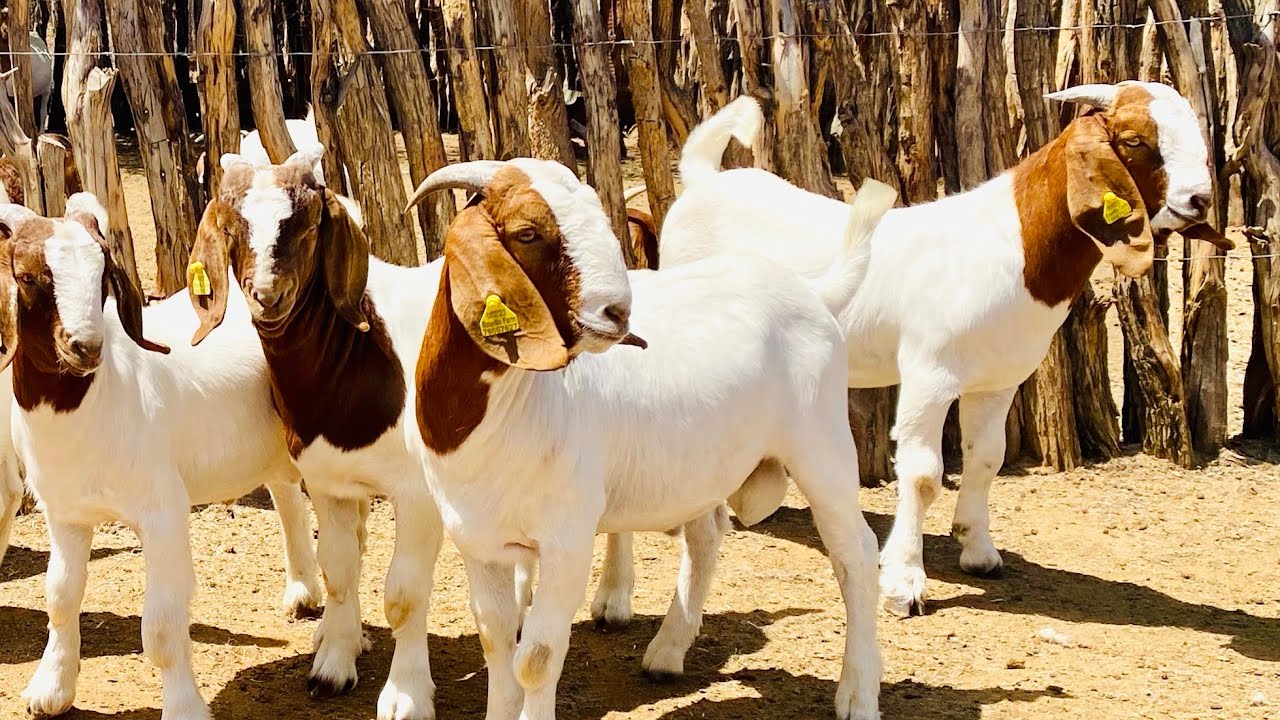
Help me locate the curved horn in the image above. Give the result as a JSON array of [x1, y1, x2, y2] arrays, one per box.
[[404, 160, 505, 214], [285, 144, 325, 176], [623, 185, 649, 203], [1044, 83, 1119, 109], [0, 203, 38, 236]]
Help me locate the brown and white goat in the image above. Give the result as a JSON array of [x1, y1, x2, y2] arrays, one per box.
[[0, 195, 320, 719], [187, 151, 442, 720], [654, 81, 1234, 617]]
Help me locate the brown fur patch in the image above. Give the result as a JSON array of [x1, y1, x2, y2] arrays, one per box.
[[416, 165, 595, 452], [5, 217, 96, 412], [627, 208, 659, 269], [1014, 86, 1166, 306], [515, 642, 554, 688]]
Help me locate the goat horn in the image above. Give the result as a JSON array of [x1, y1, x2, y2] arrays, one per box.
[[1044, 83, 1119, 109], [623, 185, 648, 203], [405, 161, 506, 214]]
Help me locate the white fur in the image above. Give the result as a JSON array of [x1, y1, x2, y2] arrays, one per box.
[[45, 226, 106, 350], [240, 109, 336, 188], [12, 216, 322, 718], [230, 167, 445, 720], [1, 32, 52, 131], [656, 85, 1215, 617], [1144, 84, 1213, 231], [243, 178, 293, 297], [414, 160, 890, 720]]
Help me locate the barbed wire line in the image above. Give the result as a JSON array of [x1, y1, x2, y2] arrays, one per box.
[[1, 10, 1275, 58]]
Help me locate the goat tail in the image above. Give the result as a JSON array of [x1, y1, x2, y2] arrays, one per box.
[[811, 179, 897, 316], [678, 95, 763, 188]]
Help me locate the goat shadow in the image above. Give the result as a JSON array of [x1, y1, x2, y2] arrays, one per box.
[[746, 506, 1280, 662], [203, 608, 1052, 720], [0, 606, 286, 666], [0, 545, 131, 586]]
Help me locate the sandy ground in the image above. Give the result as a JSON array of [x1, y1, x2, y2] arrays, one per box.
[[0, 135, 1278, 719]]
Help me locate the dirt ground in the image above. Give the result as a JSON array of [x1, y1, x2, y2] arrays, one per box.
[[1, 135, 1278, 719]]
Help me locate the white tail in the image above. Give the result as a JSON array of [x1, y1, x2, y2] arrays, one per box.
[[677, 96, 764, 188], [810, 179, 897, 316]]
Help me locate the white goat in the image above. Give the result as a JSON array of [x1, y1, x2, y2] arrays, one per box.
[[404, 158, 895, 720], [0, 195, 322, 719], [0, 32, 52, 131], [186, 151, 441, 720], [239, 108, 330, 186], [654, 83, 1232, 616]]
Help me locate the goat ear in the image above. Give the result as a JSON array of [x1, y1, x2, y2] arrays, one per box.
[[0, 240, 16, 373], [188, 202, 235, 345], [1064, 114, 1154, 278], [444, 206, 567, 371], [319, 189, 370, 332]]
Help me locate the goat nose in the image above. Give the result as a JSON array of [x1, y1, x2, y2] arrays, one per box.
[[253, 288, 280, 307], [603, 303, 630, 327], [1189, 192, 1211, 218], [71, 339, 101, 358]]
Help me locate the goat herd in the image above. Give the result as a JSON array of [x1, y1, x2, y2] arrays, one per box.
[[0, 79, 1237, 720]]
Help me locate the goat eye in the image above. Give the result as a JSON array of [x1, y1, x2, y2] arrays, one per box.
[[17, 273, 35, 285], [513, 228, 538, 244], [1122, 136, 1144, 148]]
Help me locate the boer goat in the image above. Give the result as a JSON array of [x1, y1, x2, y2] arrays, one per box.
[[187, 151, 442, 720], [0, 196, 322, 719], [654, 82, 1233, 617], [405, 158, 895, 720]]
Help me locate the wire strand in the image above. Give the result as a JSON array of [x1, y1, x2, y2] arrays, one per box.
[[1, 11, 1274, 58]]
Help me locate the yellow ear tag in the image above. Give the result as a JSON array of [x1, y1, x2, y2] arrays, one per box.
[[187, 261, 211, 297], [479, 294, 520, 337], [1102, 191, 1132, 225]]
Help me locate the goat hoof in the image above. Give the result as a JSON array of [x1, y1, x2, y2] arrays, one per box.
[[308, 675, 357, 699], [959, 546, 1005, 579], [641, 667, 681, 683], [966, 562, 1004, 579], [593, 615, 630, 632]]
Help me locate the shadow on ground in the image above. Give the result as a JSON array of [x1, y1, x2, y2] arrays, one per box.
[[745, 506, 1280, 662]]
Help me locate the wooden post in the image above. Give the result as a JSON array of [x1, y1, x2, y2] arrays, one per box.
[[483, 0, 529, 157], [441, 0, 495, 160], [890, 0, 938, 203], [686, 0, 730, 111], [1152, 0, 1228, 452], [104, 0, 203, 295], [517, 0, 576, 168], [37, 136, 65, 216], [309, 0, 345, 191], [8, 0, 36, 139], [324, 0, 417, 265], [197, 0, 240, 191], [1013, 0, 1063, 152], [1224, 3, 1280, 439], [241, 0, 297, 163], [728, 0, 775, 170], [767, 0, 836, 198], [571, 0, 631, 265], [822, 0, 900, 191], [358, 0, 456, 259], [620, 0, 675, 231], [61, 0, 139, 289], [1114, 271, 1195, 466]]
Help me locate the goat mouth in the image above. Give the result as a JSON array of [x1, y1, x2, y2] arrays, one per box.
[[575, 320, 647, 350]]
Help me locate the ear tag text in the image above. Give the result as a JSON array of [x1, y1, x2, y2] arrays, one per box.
[[188, 261, 212, 297], [1102, 191, 1131, 225], [480, 294, 520, 337]]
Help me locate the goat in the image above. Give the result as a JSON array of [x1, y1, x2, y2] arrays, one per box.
[[186, 151, 442, 720], [0, 195, 322, 719], [404, 157, 896, 720], [238, 108, 329, 186], [0, 28, 52, 131], [654, 82, 1234, 617]]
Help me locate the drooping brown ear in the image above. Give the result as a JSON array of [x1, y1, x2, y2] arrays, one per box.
[[1064, 114, 1155, 278], [65, 194, 170, 354], [188, 201, 235, 345], [445, 206, 568, 370], [319, 189, 370, 332], [1180, 222, 1235, 251], [0, 239, 16, 373]]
